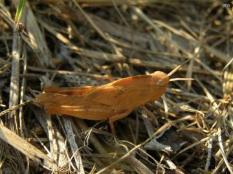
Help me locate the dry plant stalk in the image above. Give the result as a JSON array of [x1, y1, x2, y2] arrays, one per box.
[[36, 71, 169, 132]]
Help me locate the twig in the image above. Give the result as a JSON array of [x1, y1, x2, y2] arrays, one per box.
[[63, 118, 85, 174], [205, 136, 214, 171], [217, 128, 233, 174], [39, 19, 126, 63], [95, 129, 169, 174], [8, 27, 21, 131], [24, 2, 53, 66], [141, 109, 172, 152], [0, 123, 55, 169], [19, 47, 27, 137], [0, 101, 31, 118]]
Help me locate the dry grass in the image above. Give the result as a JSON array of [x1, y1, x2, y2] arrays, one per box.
[[0, 0, 233, 173]]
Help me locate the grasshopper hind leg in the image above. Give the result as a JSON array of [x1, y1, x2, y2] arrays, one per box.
[[108, 110, 132, 135]]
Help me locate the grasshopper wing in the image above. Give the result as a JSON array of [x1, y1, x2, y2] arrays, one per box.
[[44, 86, 95, 96]]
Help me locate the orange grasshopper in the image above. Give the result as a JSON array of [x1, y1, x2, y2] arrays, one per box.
[[35, 71, 169, 133]]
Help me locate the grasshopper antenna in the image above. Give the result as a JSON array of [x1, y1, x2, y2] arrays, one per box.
[[168, 59, 192, 82], [167, 59, 190, 77]]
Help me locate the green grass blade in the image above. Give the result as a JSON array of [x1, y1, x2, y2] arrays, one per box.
[[14, 0, 26, 23]]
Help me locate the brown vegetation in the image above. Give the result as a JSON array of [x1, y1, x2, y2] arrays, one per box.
[[0, 0, 232, 173]]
